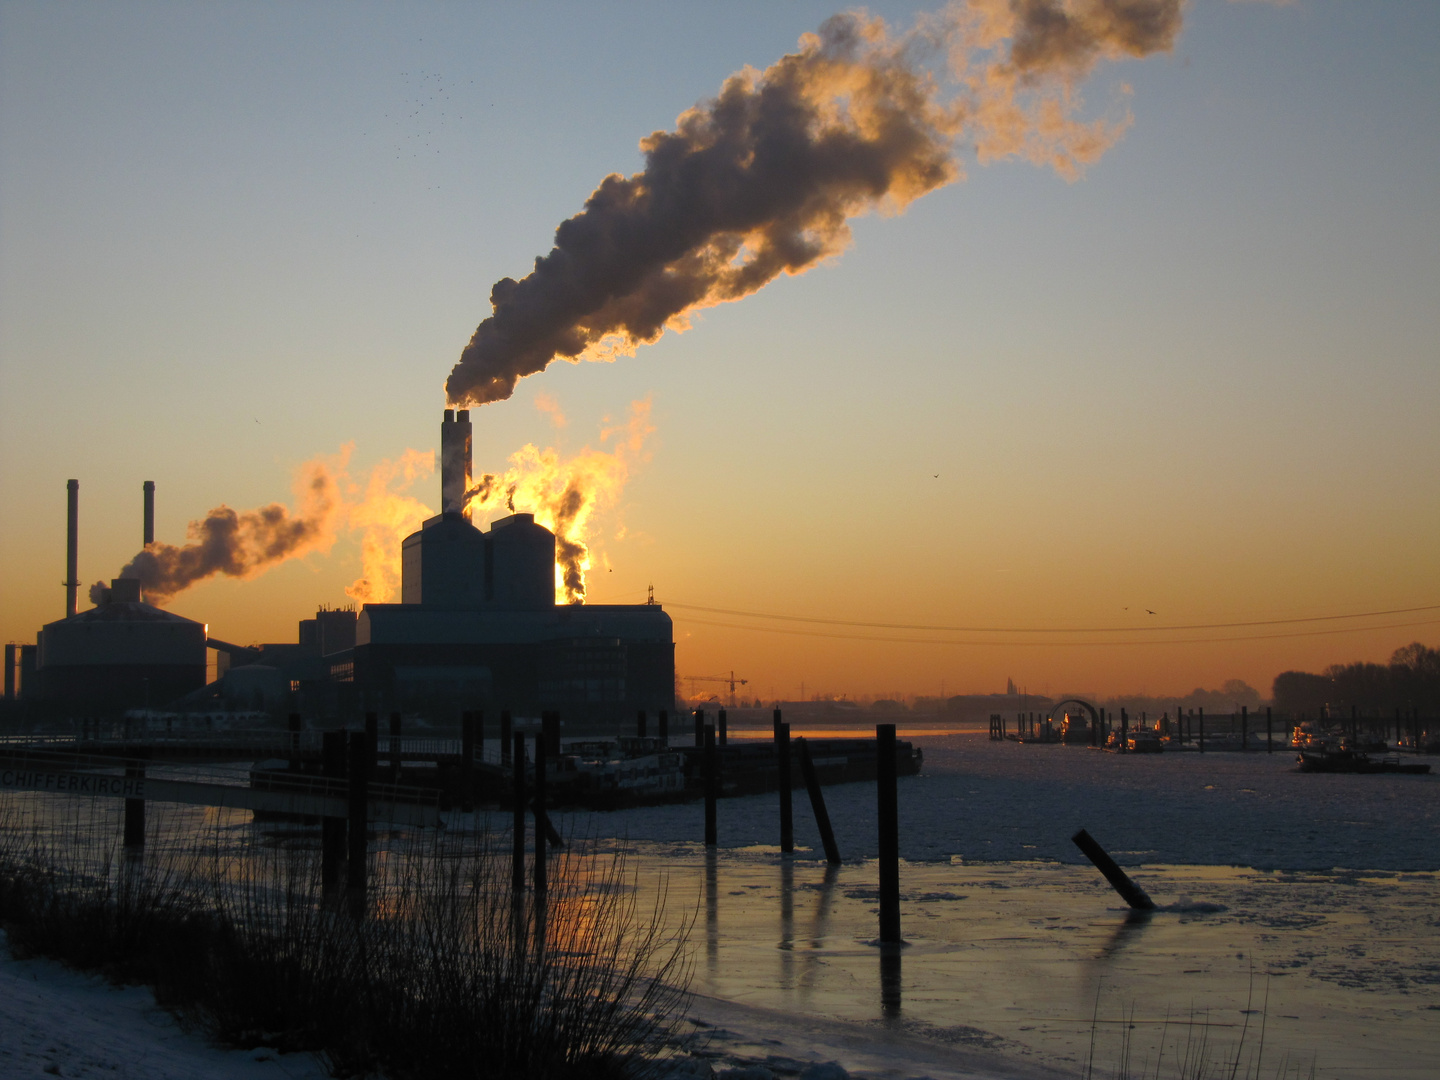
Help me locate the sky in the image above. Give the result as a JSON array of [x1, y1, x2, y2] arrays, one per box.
[[2, 0, 1437, 703]]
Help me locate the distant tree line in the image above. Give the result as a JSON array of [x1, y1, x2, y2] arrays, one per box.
[[1100, 679, 1261, 718], [1272, 642, 1440, 716]]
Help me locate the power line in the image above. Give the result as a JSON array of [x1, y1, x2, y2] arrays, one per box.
[[679, 615, 1440, 648], [664, 600, 1440, 635]]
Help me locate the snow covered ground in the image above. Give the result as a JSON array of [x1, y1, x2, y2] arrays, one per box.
[[0, 931, 329, 1080]]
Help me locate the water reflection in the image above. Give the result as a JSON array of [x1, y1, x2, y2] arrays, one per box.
[[705, 847, 719, 973], [880, 943, 903, 1017], [778, 856, 795, 989]]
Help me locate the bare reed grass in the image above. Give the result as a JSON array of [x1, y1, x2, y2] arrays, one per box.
[[0, 795, 692, 1079]]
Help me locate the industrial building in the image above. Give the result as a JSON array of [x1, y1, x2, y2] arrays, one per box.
[[12, 409, 674, 722], [350, 409, 675, 719]]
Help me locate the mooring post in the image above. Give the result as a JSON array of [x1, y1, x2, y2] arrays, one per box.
[[1071, 828, 1155, 910], [718, 708, 728, 746], [501, 709, 512, 765], [460, 710, 476, 814], [1198, 707, 1205, 753], [796, 737, 841, 864], [321, 730, 345, 887], [533, 732, 548, 899], [877, 723, 901, 944], [287, 712, 302, 761], [364, 711, 379, 777], [1241, 705, 1249, 751], [658, 708, 669, 747], [1267, 706, 1273, 753], [512, 731, 526, 891], [694, 707, 704, 748], [1120, 708, 1129, 754], [704, 724, 718, 847], [776, 711, 794, 854], [637, 709, 647, 739], [347, 731, 369, 893], [123, 757, 145, 848], [389, 711, 402, 783]]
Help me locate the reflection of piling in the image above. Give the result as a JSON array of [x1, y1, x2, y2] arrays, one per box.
[[636, 709, 647, 739], [511, 732, 526, 891], [704, 724, 718, 847], [1071, 828, 1155, 910], [123, 759, 145, 848], [718, 708, 728, 746], [461, 710, 476, 813], [658, 709, 669, 747], [533, 733, 548, 899], [321, 731, 345, 887], [500, 709, 512, 765], [776, 712, 794, 854], [347, 732, 369, 893], [704, 848, 718, 972], [796, 737, 841, 864], [876, 723, 901, 944]]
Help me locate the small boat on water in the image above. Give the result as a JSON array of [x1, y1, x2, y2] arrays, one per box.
[[1295, 746, 1430, 775]]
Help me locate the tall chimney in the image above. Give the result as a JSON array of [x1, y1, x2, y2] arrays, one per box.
[[143, 480, 155, 547], [440, 408, 473, 518], [65, 478, 79, 617]]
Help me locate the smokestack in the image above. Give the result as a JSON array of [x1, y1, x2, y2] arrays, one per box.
[[440, 408, 472, 518], [65, 479, 79, 617], [143, 481, 154, 547]]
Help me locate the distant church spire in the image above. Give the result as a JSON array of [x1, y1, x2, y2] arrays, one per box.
[[1006, 677, 1017, 696]]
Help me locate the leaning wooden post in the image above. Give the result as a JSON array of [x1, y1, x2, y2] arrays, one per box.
[[876, 723, 901, 944], [122, 756, 146, 848], [512, 732, 526, 892], [1071, 828, 1155, 910], [776, 712, 794, 854], [347, 731, 369, 893], [460, 710, 476, 813], [321, 730, 345, 887], [797, 737, 841, 864], [533, 732, 548, 899], [704, 724, 718, 847]]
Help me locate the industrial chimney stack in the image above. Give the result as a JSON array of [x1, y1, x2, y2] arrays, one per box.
[[65, 479, 79, 617], [143, 480, 155, 547], [440, 408, 473, 519]]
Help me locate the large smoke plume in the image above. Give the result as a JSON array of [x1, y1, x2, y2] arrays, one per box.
[[94, 460, 342, 606], [447, 0, 1183, 407]]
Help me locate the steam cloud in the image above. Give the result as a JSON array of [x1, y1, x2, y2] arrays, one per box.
[[447, 0, 1183, 407], [94, 462, 341, 605], [465, 398, 654, 604]]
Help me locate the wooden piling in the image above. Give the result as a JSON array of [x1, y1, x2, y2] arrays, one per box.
[[500, 709, 512, 764], [1120, 708, 1129, 753], [1198, 707, 1205, 753], [718, 708, 728, 746], [796, 737, 841, 864], [876, 723, 901, 944], [1267, 706, 1273, 752], [1071, 828, 1155, 910], [347, 731, 369, 893], [321, 730, 345, 887], [704, 724, 718, 847], [389, 711, 402, 783], [364, 712, 379, 777], [460, 710, 476, 814], [775, 711, 793, 854], [287, 712, 302, 758], [1241, 705, 1248, 751], [123, 759, 145, 848], [694, 708, 704, 748], [533, 733, 548, 899], [637, 709, 647, 739], [512, 732, 526, 891]]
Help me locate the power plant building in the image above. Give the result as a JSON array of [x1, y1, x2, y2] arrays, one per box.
[[352, 409, 675, 718]]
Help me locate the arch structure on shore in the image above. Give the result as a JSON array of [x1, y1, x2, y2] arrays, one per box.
[[1046, 698, 1099, 725]]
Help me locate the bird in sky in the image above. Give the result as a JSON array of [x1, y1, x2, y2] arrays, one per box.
[[1146, 609, 1157, 615]]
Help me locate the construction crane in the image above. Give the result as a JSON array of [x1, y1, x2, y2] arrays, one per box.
[[683, 671, 750, 708]]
